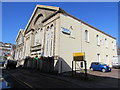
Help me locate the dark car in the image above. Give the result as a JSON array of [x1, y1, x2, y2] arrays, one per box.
[[90, 62, 111, 72], [0, 60, 5, 67], [4, 60, 17, 69]]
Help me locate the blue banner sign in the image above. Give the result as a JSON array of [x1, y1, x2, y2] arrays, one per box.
[[61, 27, 71, 35]]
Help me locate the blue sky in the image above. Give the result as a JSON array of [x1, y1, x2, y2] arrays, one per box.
[[2, 2, 118, 46]]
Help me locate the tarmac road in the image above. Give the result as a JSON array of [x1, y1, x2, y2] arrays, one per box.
[[2, 70, 33, 89], [2, 68, 119, 88], [2, 69, 83, 88]]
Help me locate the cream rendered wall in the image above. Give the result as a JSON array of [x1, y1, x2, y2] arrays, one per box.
[[24, 31, 33, 57], [15, 32, 24, 60], [59, 14, 82, 72], [59, 13, 117, 72], [81, 23, 117, 68], [40, 27, 45, 56], [43, 13, 60, 57], [42, 13, 61, 72], [54, 18, 60, 57]]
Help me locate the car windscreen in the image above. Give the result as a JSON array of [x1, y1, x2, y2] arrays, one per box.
[[99, 62, 107, 65]]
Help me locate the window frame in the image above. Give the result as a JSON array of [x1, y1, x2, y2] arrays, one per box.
[[112, 41, 115, 50], [97, 54, 101, 62], [105, 38, 108, 48], [96, 35, 100, 46], [85, 30, 89, 43]]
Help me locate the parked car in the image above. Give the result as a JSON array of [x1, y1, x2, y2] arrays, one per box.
[[112, 56, 120, 69], [0, 60, 5, 67], [4, 60, 17, 69], [90, 62, 111, 72]]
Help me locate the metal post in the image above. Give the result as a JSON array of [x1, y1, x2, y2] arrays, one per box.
[[61, 61, 62, 73], [72, 61, 73, 76], [75, 61, 76, 75], [84, 61, 87, 79]]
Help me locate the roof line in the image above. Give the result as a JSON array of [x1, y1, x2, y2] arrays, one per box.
[[43, 8, 116, 39], [62, 9, 116, 39], [24, 4, 116, 40], [24, 5, 38, 34], [24, 5, 60, 34], [16, 29, 24, 42]]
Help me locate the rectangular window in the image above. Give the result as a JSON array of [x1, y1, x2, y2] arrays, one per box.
[[105, 39, 108, 48], [106, 55, 109, 65], [112, 42, 115, 50], [97, 35, 100, 46], [97, 54, 101, 62], [34, 33, 37, 45], [50, 39, 53, 57], [85, 30, 89, 42], [46, 40, 48, 56]]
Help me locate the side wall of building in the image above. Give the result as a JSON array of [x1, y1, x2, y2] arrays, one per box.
[[43, 13, 60, 72], [24, 31, 33, 57], [59, 13, 117, 72], [59, 13, 82, 72], [81, 23, 117, 68]]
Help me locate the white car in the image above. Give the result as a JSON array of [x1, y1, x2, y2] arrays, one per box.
[[112, 56, 120, 69]]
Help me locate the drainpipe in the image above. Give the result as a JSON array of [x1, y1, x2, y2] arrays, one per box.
[[81, 22, 83, 52], [58, 14, 61, 74]]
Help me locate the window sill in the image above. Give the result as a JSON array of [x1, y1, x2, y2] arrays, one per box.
[[97, 45, 100, 46], [69, 36, 75, 39], [85, 41, 90, 43], [106, 47, 108, 49]]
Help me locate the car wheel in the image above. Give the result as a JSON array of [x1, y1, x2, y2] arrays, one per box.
[[90, 68, 94, 71], [101, 68, 106, 72]]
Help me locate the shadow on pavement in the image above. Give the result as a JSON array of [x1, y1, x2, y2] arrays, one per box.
[[2, 68, 120, 88]]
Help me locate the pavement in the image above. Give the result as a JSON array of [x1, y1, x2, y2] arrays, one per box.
[[88, 69, 120, 79], [2, 68, 120, 88]]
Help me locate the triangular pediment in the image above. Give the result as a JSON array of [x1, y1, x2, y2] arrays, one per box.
[[16, 29, 24, 42], [24, 5, 60, 34]]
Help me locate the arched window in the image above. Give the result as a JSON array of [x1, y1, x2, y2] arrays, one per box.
[[50, 24, 54, 57], [34, 31, 39, 45], [112, 41, 115, 50], [46, 26, 49, 31], [46, 40, 49, 56], [106, 55, 109, 65], [34, 14, 43, 25], [46, 26, 50, 56], [40, 28, 43, 32], [85, 30, 89, 42], [97, 54, 101, 62], [39, 28, 43, 44], [50, 24, 54, 39], [96, 35, 100, 46], [105, 38, 108, 48]]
